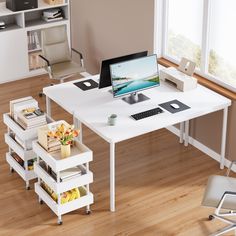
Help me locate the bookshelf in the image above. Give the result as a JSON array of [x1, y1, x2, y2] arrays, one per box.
[[33, 138, 94, 225], [0, 0, 70, 83]]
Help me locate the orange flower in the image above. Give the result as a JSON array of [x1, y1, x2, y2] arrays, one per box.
[[47, 123, 80, 145]]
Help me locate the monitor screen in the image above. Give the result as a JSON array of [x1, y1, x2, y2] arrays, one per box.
[[110, 55, 160, 98], [98, 51, 148, 89]]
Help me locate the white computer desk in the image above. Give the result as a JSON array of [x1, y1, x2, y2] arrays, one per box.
[[43, 74, 231, 212]]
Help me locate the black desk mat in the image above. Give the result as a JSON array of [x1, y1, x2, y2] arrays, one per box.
[[74, 79, 98, 91], [159, 99, 190, 114]]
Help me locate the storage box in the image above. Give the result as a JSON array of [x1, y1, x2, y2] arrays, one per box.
[[38, 120, 69, 153], [44, 0, 64, 5], [6, 0, 38, 11]]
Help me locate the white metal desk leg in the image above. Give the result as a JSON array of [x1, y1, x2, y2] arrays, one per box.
[[73, 115, 82, 142], [184, 120, 189, 147], [73, 115, 79, 129], [46, 96, 51, 117], [110, 142, 115, 212], [220, 107, 228, 169], [180, 122, 184, 143], [79, 122, 83, 143]]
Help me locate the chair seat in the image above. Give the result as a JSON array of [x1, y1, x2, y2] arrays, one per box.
[[51, 60, 85, 80], [202, 175, 236, 210]]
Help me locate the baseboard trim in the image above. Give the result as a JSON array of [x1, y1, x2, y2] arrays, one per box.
[[166, 126, 236, 172]]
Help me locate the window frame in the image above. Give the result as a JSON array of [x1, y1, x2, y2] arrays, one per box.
[[154, 0, 236, 93]]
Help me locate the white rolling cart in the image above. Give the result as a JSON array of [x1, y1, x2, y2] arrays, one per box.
[[3, 113, 53, 190], [32, 140, 94, 225]]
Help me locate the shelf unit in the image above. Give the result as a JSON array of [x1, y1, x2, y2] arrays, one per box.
[[0, 0, 70, 83], [33, 139, 94, 225], [3, 113, 54, 189]]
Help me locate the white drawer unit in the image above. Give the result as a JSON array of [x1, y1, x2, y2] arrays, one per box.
[[32, 140, 94, 225]]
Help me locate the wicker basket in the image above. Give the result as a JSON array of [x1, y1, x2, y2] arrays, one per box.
[[44, 0, 64, 5]]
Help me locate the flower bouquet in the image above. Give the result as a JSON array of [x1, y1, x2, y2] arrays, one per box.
[[47, 123, 79, 158]]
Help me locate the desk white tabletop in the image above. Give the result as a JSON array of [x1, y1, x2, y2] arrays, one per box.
[[43, 75, 231, 143]]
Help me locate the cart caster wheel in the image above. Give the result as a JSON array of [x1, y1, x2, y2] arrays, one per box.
[[39, 200, 44, 205], [58, 221, 63, 225], [10, 168, 14, 173], [86, 210, 91, 215], [39, 92, 43, 97], [209, 215, 214, 221], [26, 186, 30, 190]]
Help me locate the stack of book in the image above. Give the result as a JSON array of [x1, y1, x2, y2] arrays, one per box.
[[10, 97, 47, 130], [27, 31, 41, 52], [39, 160, 83, 182], [29, 51, 46, 71], [10, 96, 37, 121], [42, 8, 63, 22], [17, 108, 47, 130], [60, 167, 82, 182]]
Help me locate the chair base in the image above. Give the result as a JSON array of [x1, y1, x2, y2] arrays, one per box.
[[209, 214, 236, 236]]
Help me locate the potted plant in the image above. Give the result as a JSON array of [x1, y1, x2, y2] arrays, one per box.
[[47, 123, 79, 158]]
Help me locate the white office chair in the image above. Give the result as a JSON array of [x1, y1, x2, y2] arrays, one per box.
[[202, 161, 236, 236], [39, 25, 86, 96]]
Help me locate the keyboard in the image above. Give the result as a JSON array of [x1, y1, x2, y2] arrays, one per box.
[[131, 107, 164, 120]]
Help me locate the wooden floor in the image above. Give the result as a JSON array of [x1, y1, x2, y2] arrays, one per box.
[[0, 75, 233, 236]]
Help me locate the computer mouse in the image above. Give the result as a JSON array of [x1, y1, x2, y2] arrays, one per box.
[[170, 103, 180, 109], [83, 81, 92, 87]]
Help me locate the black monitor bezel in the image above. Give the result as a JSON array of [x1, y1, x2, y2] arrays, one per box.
[[98, 51, 148, 89]]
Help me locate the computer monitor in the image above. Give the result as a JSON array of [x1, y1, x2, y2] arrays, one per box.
[[110, 54, 160, 104], [98, 51, 148, 89]]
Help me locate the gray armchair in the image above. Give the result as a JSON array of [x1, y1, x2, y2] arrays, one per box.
[[39, 25, 86, 96], [202, 161, 236, 236]]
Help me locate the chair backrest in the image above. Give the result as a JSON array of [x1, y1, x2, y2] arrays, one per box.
[[41, 25, 71, 65]]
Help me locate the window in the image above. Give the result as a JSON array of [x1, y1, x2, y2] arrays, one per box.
[[166, 0, 203, 67], [156, 0, 236, 91], [208, 0, 236, 88]]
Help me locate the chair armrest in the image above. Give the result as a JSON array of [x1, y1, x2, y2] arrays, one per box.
[[71, 48, 84, 67], [71, 48, 83, 59], [39, 55, 51, 67], [216, 191, 236, 214]]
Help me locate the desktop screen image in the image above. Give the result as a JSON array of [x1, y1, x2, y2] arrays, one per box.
[[110, 55, 160, 98], [98, 51, 148, 89]]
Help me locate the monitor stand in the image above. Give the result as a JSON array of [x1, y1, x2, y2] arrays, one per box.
[[122, 92, 150, 105]]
